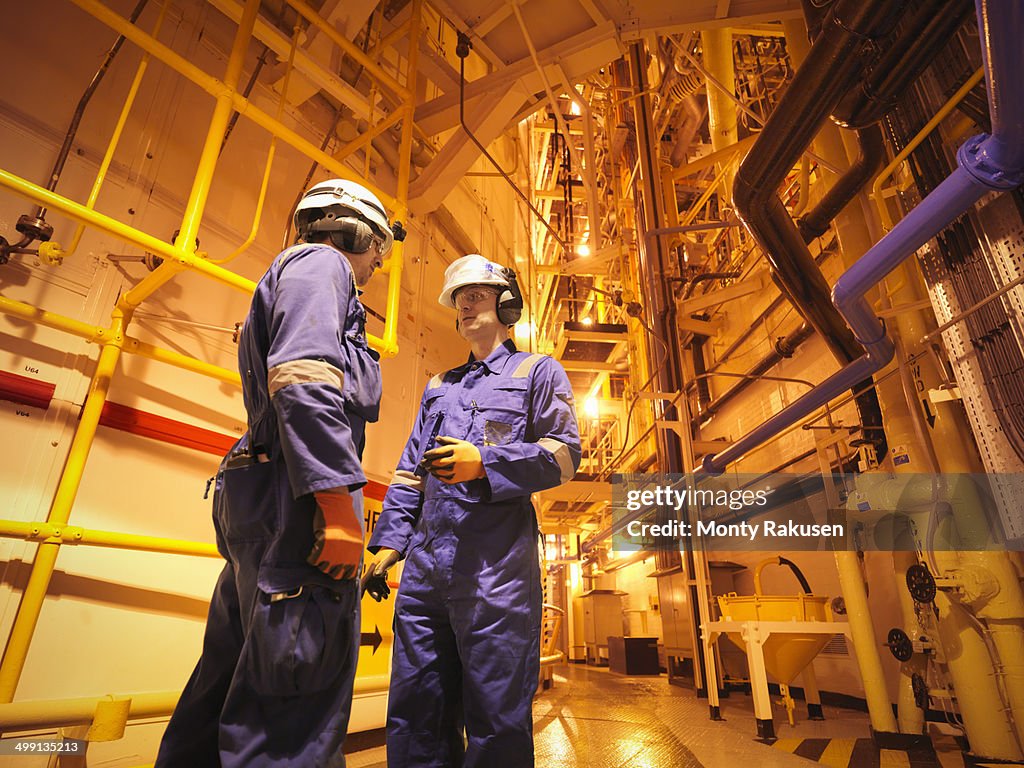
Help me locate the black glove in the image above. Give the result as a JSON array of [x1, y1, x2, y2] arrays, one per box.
[[362, 573, 391, 602]]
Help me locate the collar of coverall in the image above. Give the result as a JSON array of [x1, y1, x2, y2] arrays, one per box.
[[457, 338, 518, 375]]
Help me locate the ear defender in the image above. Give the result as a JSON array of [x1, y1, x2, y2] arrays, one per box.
[[307, 214, 377, 253], [497, 267, 524, 326]]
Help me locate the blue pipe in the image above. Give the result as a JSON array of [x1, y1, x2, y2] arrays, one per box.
[[703, 0, 1024, 476]]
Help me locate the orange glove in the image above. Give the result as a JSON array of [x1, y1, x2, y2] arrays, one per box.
[[421, 436, 486, 484], [307, 489, 363, 580]]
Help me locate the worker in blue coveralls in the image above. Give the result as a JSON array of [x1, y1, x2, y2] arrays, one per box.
[[361, 254, 581, 768], [156, 178, 398, 768]]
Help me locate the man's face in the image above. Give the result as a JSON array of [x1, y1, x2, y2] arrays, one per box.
[[344, 246, 385, 286], [454, 285, 501, 337]]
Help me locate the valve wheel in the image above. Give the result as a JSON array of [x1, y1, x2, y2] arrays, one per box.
[[906, 563, 937, 603], [886, 627, 914, 662]]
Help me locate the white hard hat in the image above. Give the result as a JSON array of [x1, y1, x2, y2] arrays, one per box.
[[438, 254, 510, 308], [294, 178, 394, 254]]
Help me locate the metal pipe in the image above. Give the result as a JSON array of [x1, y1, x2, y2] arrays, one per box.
[[455, 35, 567, 254], [833, 549, 900, 734], [798, 126, 885, 241], [833, 0, 974, 129], [379, 0, 421, 359], [705, 0, 1024, 477], [0, 0, 264, 703], [36, 0, 149, 218], [66, 1, 168, 258], [216, 23, 302, 266], [701, 28, 739, 200], [0, 520, 219, 558]]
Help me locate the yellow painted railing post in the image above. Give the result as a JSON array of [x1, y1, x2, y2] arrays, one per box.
[[379, 0, 421, 358], [0, 0, 262, 703], [0, 311, 127, 702]]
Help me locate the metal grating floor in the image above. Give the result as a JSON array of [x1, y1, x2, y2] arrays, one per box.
[[345, 664, 975, 768]]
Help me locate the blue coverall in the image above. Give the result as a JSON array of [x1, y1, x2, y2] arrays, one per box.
[[156, 243, 381, 768], [368, 339, 581, 768]]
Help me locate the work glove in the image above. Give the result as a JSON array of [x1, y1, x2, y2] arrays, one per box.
[[307, 489, 363, 580], [361, 547, 401, 602], [421, 436, 486, 484]]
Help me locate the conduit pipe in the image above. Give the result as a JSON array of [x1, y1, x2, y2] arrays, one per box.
[[798, 127, 884, 242], [455, 33, 568, 254], [833, 0, 974, 129], [65, 3, 168, 259], [705, 0, 1024, 470], [36, 0, 148, 220], [732, 0, 905, 463], [704, 0, 1024, 518]]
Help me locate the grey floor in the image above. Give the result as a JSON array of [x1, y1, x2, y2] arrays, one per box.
[[347, 664, 978, 768]]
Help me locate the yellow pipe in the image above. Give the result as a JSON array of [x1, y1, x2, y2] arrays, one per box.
[[0, 295, 240, 385], [671, 134, 756, 180], [376, 0, 421, 359], [65, 0, 396, 211], [123, 336, 241, 386], [0, 295, 106, 343], [701, 28, 739, 201], [872, 67, 984, 230], [0, 692, 180, 731], [0, 672, 389, 733], [0, 317, 126, 702], [833, 550, 899, 733], [66, 1, 169, 258], [0, 169, 257, 299], [0, 520, 219, 558], [215, 23, 302, 266], [281, 0, 410, 100], [333, 107, 406, 164]]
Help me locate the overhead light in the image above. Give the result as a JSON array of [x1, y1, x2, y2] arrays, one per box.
[[581, 316, 593, 326], [577, 243, 591, 257], [513, 320, 534, 343], [584, 396, 599, 418], [570, 100, 582, 116]]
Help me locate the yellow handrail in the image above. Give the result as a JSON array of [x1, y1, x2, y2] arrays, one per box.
[[0, 0, 422, 707], [0, 520, 219, 558], [65, 2, 169, 258], [872, 67, 985, 230]]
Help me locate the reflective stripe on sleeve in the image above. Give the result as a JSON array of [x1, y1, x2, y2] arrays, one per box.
[[390, 469, 424, 492], [537, 437, 574, 483], [512, 353, 544, 378], [267, 359, 345, 397]]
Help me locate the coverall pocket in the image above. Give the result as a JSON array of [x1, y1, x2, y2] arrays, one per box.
[[477, 379, 528, 442], [217, 460, 278, 542], [342, 332, 382, 423], [246, 578, 356, 697]]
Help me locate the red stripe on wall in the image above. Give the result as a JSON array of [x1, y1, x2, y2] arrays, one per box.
[[364, 479, 388, 502], [99, 401, 239, 456], [0, 370, 57, 410], [3, 370, 393, 493]]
